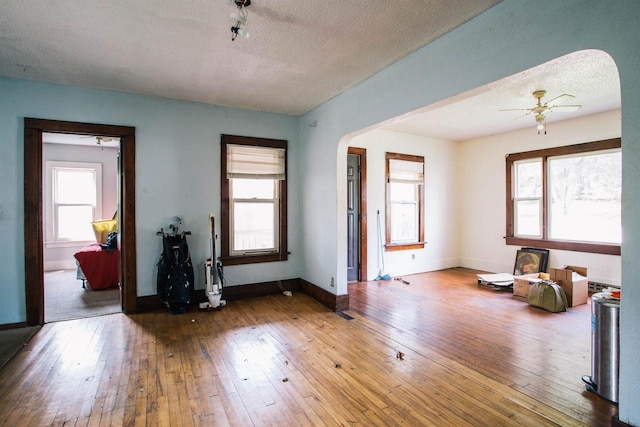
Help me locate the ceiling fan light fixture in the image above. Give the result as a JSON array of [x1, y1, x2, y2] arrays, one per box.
[[535, 113, 546, 134], [500, 89, 579, 135]]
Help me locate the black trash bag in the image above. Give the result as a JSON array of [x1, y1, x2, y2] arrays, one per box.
[[100, 231, 118, 252]]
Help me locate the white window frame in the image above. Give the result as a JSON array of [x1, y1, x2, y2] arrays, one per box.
[[45, 161, 102, 247], [229, 178, 280, 256]]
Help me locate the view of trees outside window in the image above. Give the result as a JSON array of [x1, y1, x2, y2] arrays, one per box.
[[513, 149, 621, 244], [548, 150, 621, 243]]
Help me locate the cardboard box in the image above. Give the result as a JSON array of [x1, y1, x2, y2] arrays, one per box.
[[549, 265, 588, 307], [513, 273, 549, 298]]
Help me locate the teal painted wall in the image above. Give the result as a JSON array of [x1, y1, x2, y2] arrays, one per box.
[[0, 77, 301, 324]]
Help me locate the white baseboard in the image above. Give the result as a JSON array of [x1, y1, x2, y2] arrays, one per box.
[[368, 257, 461, 280]]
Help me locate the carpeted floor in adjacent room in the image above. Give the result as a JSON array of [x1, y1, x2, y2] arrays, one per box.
[[45, 269, 121, 322]]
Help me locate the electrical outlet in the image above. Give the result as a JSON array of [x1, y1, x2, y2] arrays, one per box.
[[330, 277, 335, 287], [411, 254, 415, 260]]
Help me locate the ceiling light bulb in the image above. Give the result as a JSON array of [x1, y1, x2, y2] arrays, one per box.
[[535, 113, 546, 134], [231, 22, 249, 41]]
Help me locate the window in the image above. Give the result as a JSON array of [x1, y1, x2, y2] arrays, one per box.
[[385, 152, 425, 251], [513, 158, 543, 237], [221, 135, 288, 265], [46, 161, 102, 244], [506, 138, 621, 255]]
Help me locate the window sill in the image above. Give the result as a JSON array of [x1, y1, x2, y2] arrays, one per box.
[[385, 242, 426, 252], [221, 252, 289, 266], [505, 237, 620, 256]]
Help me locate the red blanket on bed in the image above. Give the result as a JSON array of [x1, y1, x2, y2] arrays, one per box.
[[74, 243, 119, 290]]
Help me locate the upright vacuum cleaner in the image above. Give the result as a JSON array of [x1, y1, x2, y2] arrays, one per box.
[[203, 214, 225, 309]]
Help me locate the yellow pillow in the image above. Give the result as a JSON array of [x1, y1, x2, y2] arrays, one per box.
[[91, 219, 118, 243]]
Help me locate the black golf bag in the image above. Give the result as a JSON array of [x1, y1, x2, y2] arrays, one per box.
[[157, 232, 194, 314]]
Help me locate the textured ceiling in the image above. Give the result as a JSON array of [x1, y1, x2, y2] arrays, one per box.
[[1, 2, 620, 142], [0, 0, 501, 116], [384, 49, 621, 141]]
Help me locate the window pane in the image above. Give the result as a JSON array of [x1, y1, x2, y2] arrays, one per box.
[[515, 160, 542, 198], [233, 202, 276, 251], [57, 205, 95, 240], [390, 182, 417, 202], [389, 181, 418, 243], [232, 179, 275, 199], [55, 169, 97, 204], [549, 151, 621, 243], [515, 200, 541, 236], [390, 202, 418, 242]]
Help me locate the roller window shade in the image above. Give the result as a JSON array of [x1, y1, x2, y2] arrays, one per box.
[[388, 159, 424, 183], [227, 144, 286, 180]]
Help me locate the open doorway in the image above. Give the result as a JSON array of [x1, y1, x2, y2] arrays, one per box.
[[24, 118, 138, 325], [42, 132, 121, 322]]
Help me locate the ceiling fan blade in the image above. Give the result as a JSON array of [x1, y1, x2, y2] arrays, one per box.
[[80, 135, 115, 141], [510, 111, 532, 121], [544, 93, 575, 105], [498, 108, 532, 112], [548, 104, 582, 112]]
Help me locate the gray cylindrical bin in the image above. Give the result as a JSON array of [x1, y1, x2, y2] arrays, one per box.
[[586, 292, 620, 403]]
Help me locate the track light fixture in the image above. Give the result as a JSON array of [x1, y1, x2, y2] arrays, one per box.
[[231, 0, 250, 41]]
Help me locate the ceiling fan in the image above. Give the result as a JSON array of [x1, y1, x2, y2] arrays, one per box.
[[79, 135, 119, 149], [80, 135, 117, 143], [500, 90, 582, 134], [94, 136, 117, 145]]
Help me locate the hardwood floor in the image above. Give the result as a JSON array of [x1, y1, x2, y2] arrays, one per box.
[[0, 268, 616, 426]]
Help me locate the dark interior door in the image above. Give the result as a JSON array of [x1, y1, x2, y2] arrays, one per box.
[[347, 154, 360, 281]]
